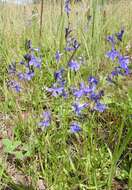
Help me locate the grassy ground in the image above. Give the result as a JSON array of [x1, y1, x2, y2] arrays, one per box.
[[0, 0, 132, 189]]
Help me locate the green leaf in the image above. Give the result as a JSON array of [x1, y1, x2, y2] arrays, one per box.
[[2, 139, 21, 154], [2, 139, 14, 153]]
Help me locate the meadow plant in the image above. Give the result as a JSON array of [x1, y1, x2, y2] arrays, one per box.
[[2, 1, 132, 189], [106, 30, 130, 83], [8, 40, 42, 92]]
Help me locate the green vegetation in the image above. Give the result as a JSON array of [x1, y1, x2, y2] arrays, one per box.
[[0, 0, 132, 189]]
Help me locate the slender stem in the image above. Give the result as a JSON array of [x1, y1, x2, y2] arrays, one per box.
[[61, 0, 63, 16], [40, 0, 44, 39]]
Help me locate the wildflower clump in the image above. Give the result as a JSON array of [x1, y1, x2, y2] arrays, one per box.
[[7, 3, 131, 137], [8, 40, 42, 92], [106, 29, 131, 83]]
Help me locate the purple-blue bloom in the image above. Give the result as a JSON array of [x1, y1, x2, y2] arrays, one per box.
[[65, 38, 80, 52], [68, 60, 80, 71], [9, 80, 21, 93], [72, 81, 96, 98], [55, 50, 62, 63], [72, 102, 88, 115], [54, 68, 64, 81], [118, 55, 129, 66], [29, 55, 42, 68], [80, 81, 96, 96], [73, 38, 80, 50], [24, 70, 34, 81], [116, 29, 124, 41], [17, 72, 25, 80], [83, 85, 96, 95], [61, 89, 68, 99], [65, 46, 75, 51], [47, 84, 64, 97], [89, 90, 104, 103], [58, 79, 66, 87], [111, 66, 124, 77], [70, 123, 81, 133], [72, 83, 85, 98], [24, 53, 32, 62], [38, 111, 51, 128], [106, 48, 120, 61], [73, 88, 84, 98], [88, 76, 98, 85], [64, 0, 71, 16], [19, 61, 25, 65], [94, 102, 106, 112], [106, 35, 115, 45], [118, 55, 129, 74], [38, 120, 50, 127]]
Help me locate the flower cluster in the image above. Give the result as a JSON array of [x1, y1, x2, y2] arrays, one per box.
[[46, 66, 68, 98], [55, 50, 62, 63], [70, 76, 106, 133], [38, 111, 51, 128], [72, 76, 106, 113], [106, 29, 130, 82], [8, 4, 130, 137], [8, 40, 42, 92], [42, 3, 106, 133], [64, 0, 71, 17]]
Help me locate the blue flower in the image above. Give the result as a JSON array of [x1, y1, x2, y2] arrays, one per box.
[[116, 29, 124, 41], [61, 90, 68, 99], [55, 50, 62, 63], [38, 111, 51, 128], [106, 35, 115, 45], [24, 70, 34, 81], [88, 76, 98, 85], [64, 0, 71, 16], [83, 85, 96, 95], [29, 55, 42, 68], [73, 39, 80, 50], [73, 89, 84, 98], [17, 72, 25, 80], [70, 123, 81, 133], [118, 55, 129, 74], [68, 60, 80, 71], [38, 120, 50, 127], [72, 102, 88, 115], [111, 66, 123, 77], [54, 68, 64, 81], [65, 47, 75, 51], [107, 66, 125, 84], [9, 80, 21, 93], [72, 81, 96, 98], [94, 102, 106, 112], [89, 90, 104, 103], [58, 80, 66, 87], [47, 84, 64, 97], [106, 48, 120, 61], [24, 53, 31, 62], [19, 61, 25, 65], [65, 38, 80, 52]]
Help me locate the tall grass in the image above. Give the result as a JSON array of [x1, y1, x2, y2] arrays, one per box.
[[0, 0, 132, 189]]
